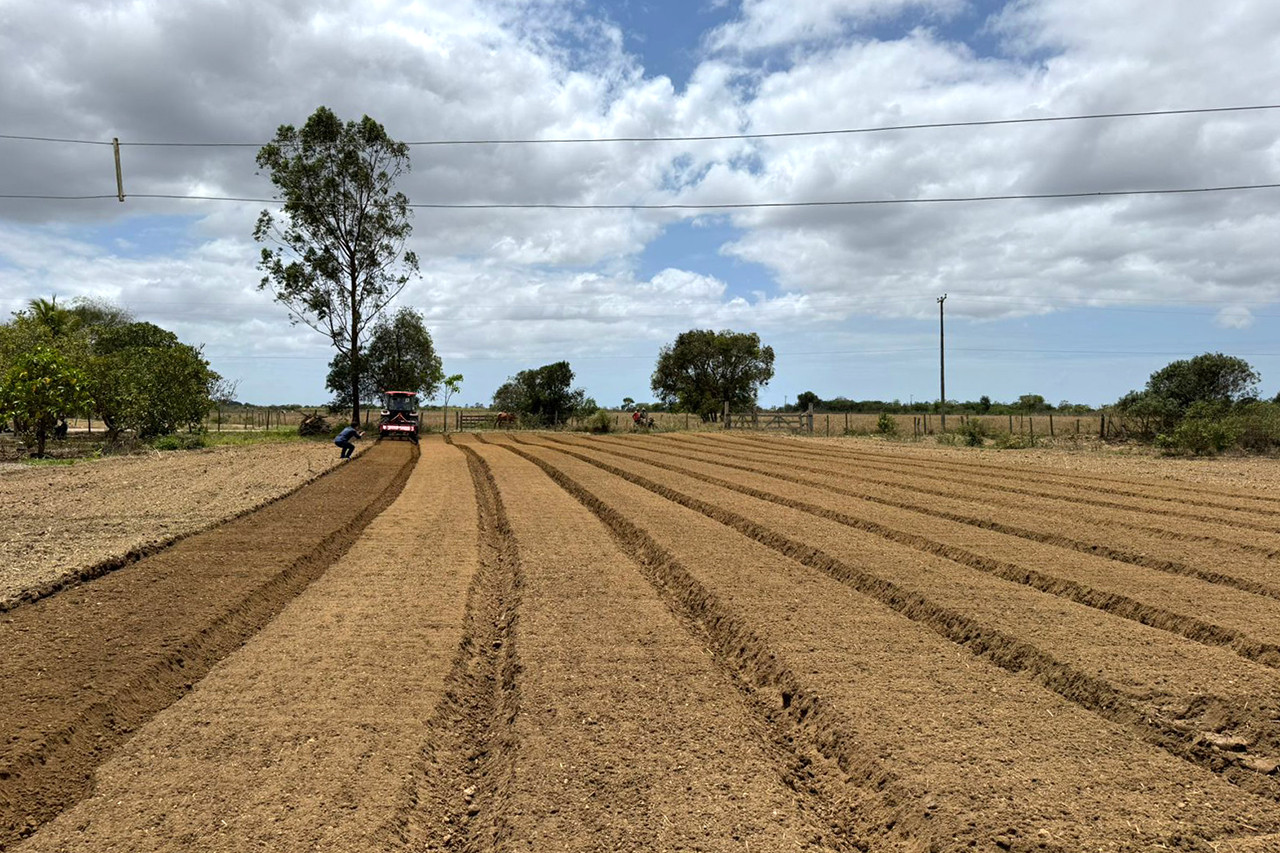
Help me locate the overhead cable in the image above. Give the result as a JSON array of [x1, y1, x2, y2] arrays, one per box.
[[2, 103, 1278, 148], [4, 183, 1279, 208]]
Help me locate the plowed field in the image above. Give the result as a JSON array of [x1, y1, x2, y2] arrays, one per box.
[[6, 434, 1280, 852]]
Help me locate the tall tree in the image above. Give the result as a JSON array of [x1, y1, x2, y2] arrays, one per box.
[[651, 330, 775, 420], [254, 106, 418, 428], [492, 361, 586, 426], [326, 308, 443, 409]]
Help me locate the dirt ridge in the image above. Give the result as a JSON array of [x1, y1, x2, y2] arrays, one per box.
[[694, 434, 1280, 534], [399, 439, 525, 852], [0, 449, 366, 615], [715, 433, 1280, 511], [0, 443, 417, 850], [551, 435, 1280, 669], [680, 433, 1280, 558], [610, 434, 1280, 602], [484, 435, 940, 850], [517, 436, 1280, 799]]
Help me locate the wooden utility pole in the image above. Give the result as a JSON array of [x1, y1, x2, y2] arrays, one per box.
[[112, 138, 124, 203], [938, 294, 947, 432]]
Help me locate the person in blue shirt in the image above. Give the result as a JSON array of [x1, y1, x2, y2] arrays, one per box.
[[333, 425, 364, 459]]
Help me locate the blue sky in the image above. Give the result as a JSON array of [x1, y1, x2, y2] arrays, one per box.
[[3, 0, 1280, 408]]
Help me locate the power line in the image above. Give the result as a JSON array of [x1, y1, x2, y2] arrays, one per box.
[[3, 103, 1278, 148], [4, 182, 1279, 209]]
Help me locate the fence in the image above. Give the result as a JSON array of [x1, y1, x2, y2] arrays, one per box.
[[724, 403, 814, 433]]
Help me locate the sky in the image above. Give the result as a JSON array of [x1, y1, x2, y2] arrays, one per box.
[[2, 0, 1279, 408]]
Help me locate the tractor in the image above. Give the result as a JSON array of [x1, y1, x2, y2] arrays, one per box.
[[379, 390, 420, 443]]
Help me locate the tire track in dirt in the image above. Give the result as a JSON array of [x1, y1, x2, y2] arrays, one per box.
[[678, 433, 1280, 560], [476, 434, 927, 851], [0, 442, 417, 850], [549, 435, 1280, 669], [497, 436, 1280, 850], [609, 434, 1280, 602], [710, 433, 1280, 515], [400, 437, 523, 852], [517, 435, 1280, 798], [692, 434, 1280, 534]]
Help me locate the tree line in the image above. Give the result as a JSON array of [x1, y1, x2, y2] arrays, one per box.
[[0, 298, 220, 456]]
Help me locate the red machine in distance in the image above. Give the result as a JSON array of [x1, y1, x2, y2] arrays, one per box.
[[379, 391, 420, 443]]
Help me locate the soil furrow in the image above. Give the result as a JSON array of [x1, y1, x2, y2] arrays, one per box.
[[520, 436, 1280, 790], [606, 434, 1280, 602], [672, 433, 1280, 559], [543, 436, 1280, 774], [546, 435, 1280, 669], [688, 434, 1280, 533], [402, 438, 523, 852], [0, 442, 417, 849], [496, 435, 1280, 850], [478, 436, 938, 851], [716, 433, 1280, 512]]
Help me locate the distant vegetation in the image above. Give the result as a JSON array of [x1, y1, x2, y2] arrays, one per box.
[[0, 297, 218, 457]]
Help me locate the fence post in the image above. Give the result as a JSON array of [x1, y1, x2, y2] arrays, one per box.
[[723, 400, 730, 429], [685, 412, 689, 430], [807, 404, 814, 433], [1049, 414, 1054, 437], [1030, 417, 1034, 441], [1099, 414, 1105, 438], [845, 412, 849, 433], [1008, 414, 1013, 433]]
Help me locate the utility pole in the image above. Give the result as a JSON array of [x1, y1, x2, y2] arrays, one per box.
[[938, 294, 947, 432]]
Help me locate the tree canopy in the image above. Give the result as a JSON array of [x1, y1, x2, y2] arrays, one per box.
[[0, 301, 219, 452], [492, 361, 588, 425], [326, 307, 443, 409], [254, 105, 418, 427], [650, 330, 775, 420], [0, 346, 91, 458], [1114, 352, 1261, 437]]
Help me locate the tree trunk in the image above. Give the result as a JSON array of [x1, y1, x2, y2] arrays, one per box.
[[35, 425, 47, 459], [350, 281, 361, 429]]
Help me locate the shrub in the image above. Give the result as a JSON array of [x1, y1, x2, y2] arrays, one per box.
[[992, 431, 1031, 450], [152, 433, 209, 451], [957, 418, 988, 447], [876, 412, 898, 435], [1158, 417, 1237, 456], [586, 410, 612, 434]]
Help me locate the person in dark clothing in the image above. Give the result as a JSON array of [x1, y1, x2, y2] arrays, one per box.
[[334, 425, 363, 459]]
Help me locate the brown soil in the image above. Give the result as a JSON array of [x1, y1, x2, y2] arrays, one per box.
[[0, 441, 414, 849], [0, 441, 355, 610], [9, 433, 1280, 852]]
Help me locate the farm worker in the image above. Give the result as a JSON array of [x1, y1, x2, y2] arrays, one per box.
[[334, 425, 363, 459]]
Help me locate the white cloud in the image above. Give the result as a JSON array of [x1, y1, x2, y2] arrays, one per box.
[[707, 0, 964, 53], [4, 0, 1280, 404], [1215, 305, 1255, 330]]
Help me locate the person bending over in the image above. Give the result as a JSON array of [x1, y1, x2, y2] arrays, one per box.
[[334, 425, 364, 459]]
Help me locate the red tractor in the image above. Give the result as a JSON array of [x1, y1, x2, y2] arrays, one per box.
[[379, 391, 420, 443]]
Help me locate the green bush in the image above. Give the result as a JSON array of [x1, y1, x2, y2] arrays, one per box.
[[152, 433, 209, 451], [991, 431, 1031, 450], [1227, 401, 1280, 452], [876, 412, 898, 435], [1157, 418, 1236, 456], [585, 410, 612, 434], [957, 418, 988, 447]]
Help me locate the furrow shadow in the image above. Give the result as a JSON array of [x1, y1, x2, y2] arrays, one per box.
[[710, 433, 1280, 513], [515, 436, 1280, 801], [0, 443, 418, 850], [690, 434, 1280, 533], [601, 434, 1280, 602], [393, 437, 523, 853], [481, 434, 938, 851]]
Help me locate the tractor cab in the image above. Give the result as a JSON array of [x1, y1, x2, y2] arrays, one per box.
[[379, 390, 420, 443]]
